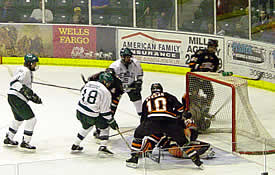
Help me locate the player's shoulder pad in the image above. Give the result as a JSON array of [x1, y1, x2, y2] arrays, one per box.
[[131, 58, 141, 65]]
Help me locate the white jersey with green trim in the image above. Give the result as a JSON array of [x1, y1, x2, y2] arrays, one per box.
[[77, 81, 112, 120], [109, 58, 143, 92], [7, 66, 33, 102]]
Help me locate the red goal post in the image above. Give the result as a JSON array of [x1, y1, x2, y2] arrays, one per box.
[[186, 72, 275, 155]]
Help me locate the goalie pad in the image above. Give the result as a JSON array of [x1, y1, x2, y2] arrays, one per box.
[[168, 141, 215, 159]]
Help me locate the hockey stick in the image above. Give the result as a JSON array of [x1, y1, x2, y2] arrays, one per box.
[[116, 128, 132, 150], [239, 72, 264, 81], [211, 95, 231, 118], [81, 74, 87, 84], [33, 81, 80, 91], [109, 128, 135, 138]]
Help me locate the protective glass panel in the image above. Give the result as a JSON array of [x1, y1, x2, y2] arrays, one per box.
[[92, 0, 133, 27], [136, 0, 175, 30], [216, 0, 249, 39], [251, 0, 274, 44], [178, 0, 214, 34]]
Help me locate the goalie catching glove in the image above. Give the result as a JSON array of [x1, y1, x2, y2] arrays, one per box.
[[107, 118, 119, 130], [20, 85, 42, 104]]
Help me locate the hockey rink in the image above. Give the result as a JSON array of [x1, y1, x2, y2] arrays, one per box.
[[0, 65, 275, 175]]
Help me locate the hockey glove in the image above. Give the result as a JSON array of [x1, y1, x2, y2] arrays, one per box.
[[183, 111, 192, 119], [20, 85, 34, 100], [108, 118, 119, 130], [129, 80, 142, 91], [31, 93, 42, 104]]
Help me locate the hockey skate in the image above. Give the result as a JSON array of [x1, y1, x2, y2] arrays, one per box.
[[19, 141, 36, 152], [71, 144, 84, 153], [191, 154, 204, 170], [126, 153, 139, 168], [3, 134, 18, 147], [98, 146, 114, 157], [200, 147, 215, 159]]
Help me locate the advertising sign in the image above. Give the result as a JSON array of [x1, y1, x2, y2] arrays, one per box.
[[118, 29, 224, 67], [53, 25, 96, 58], [272, 49, 275, 71], [226, 40, 268, 69], [224, 38, 275, 83], [0, 24, 52, 57]]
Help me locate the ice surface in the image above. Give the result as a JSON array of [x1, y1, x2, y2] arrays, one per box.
[[0, 65, 274, 175]]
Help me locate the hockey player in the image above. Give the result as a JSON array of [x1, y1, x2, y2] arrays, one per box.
[[87, 68, 124, 115], [160, 117, 215, 160], [86, 68, 124, 143], [4, 54, 42, 151], [188, 39, 220, 131], [126, 83, 203, 169], [109, 47, 143, 117], [71, 72, 119, 155]]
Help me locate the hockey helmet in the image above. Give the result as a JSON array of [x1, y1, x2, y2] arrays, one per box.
[[105, 68, 116, 77], [24, 54, 39, 63], [120, 48, 133, 66], [98, 72, 113, 87], [24, 54, 39, 71], [120, 47, 133, 57], [151, 83, 163, 94], [207, 39, 218, 47]]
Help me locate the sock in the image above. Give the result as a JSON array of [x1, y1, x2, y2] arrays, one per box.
[[7, 120, 23, 139], [74, 126, 93, 145], [23, 117, 37, 143]]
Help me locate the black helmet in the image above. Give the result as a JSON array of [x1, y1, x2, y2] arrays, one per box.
[[105, 68, 116, 77], [120, 47, 133, 57], [151, 83, 163, 94], [207, 39, 218, 47]]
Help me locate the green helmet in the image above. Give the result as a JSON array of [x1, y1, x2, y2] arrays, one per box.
[[24, 54, 39, 71], [120, 48, 133, 57], [98, 72, 113, 87], [24, 54, 39, 63]]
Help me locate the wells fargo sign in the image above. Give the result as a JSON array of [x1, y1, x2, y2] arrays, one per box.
[[53, 26, 96, 58]]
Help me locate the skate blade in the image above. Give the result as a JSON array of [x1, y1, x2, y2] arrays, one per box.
[[3, 144, 18, 148], [71, 149, 84, 154], [126, 162, 138, 168], [97, 151, 114, 158], [18, 147, 36, 153], [197, 164, 204, 170]]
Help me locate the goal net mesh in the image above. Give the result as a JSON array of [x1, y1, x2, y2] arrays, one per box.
[[186, 72, 275, 154]]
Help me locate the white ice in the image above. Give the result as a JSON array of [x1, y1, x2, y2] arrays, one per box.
[[0, 65, 274, 175]]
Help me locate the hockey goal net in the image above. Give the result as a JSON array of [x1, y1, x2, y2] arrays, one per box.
[[186, 72, 275, 154]]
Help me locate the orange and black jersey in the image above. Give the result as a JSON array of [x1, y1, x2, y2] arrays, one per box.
[[189, 49, 220, 72], [142, 92, 184, 120]]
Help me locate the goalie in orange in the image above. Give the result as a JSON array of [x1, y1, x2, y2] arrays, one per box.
[[163, 117, 215, 159]]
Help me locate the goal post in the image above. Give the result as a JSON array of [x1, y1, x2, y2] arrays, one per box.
[[186, 72, 275, 155]]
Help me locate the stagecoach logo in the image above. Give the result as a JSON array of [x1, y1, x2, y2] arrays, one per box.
[[121, 32, 181, 59], [230, 41, 265, 64]]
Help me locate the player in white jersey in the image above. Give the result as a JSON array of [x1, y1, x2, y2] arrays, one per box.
[[4, 54, 42, 151], [71, 72, 119, 155], [109, 47, 143, 117]]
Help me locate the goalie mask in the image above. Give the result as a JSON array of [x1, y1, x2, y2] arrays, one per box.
[[151, 83, 163, 94], [24, 54, 39, 71], [207, 39, 218, 53], [98, 72, 113, 88], [120, 47, 133, 66]]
